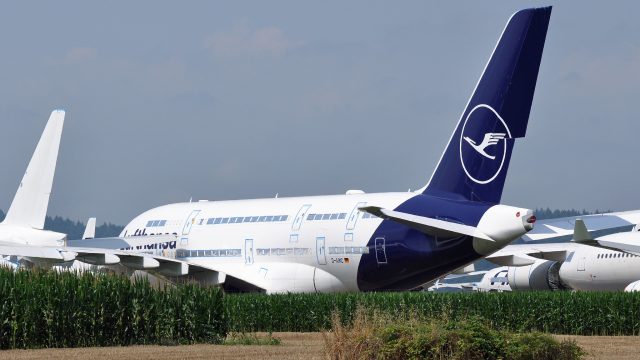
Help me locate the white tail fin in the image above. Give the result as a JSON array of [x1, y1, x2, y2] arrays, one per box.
[[2, 110, 65, 229], [83, 217, 96, 239]]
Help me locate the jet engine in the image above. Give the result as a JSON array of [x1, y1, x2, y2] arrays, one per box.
[[507, 260, 568, 291], [624, 280, 640, 292]]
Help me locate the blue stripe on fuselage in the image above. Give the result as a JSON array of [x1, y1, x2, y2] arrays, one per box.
[[357, 194, 492, 291]]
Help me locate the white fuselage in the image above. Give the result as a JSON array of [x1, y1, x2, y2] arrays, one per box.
[[118, 192, 528, 293], [477, 241, 640, 292], [559, 242, 640, 291]]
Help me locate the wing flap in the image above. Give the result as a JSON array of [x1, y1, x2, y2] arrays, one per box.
[[487, 243, 578, 266]]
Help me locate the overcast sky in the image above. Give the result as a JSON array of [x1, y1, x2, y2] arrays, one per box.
[[0, 1, 638, 224]]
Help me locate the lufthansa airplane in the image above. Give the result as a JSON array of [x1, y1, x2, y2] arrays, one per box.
[[109, 7, 553, 293], [2, 7, 554, 293]]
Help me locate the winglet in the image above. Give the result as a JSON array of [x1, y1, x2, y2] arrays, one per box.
[[572, 219, 593, 243], [2, 110, 65, 229], [83, 217, 96, 240]]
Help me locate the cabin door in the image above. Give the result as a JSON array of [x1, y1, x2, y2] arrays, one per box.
[[316, 237, 327, 265], [245, 239, 254, 265], [375, 237, 387, 265], [182, 210, 201, 235]]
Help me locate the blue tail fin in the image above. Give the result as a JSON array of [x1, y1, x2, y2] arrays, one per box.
[[423, 7, 551, 203]]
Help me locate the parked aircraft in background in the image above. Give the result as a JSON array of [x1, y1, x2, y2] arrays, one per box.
[[437, 212, 640, 292], [0, 111, 198, 275], [0, 110, 70, 267]]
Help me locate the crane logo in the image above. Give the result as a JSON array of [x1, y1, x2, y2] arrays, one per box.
[[459, 104, 511, 184], [463, 133, 507, 160]]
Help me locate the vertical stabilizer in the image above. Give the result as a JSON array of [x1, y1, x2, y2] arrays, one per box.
[[2, 110, 66, 229], [423, 7, 551, 203]]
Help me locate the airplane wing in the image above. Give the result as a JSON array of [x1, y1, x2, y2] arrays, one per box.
[[522, 210, 640, 242], [486, 242, 579, 266], [487, 215, 640, 266], [0, 235, 227, 283]]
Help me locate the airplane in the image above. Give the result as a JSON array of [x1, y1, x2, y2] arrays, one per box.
[[438, 211, 640, 292], [101, 7, 553, 293], [0, 110, 70, 267], [0, 111, 197, 274], [428, 267, 509, 292], [0, 7, 554, 292]]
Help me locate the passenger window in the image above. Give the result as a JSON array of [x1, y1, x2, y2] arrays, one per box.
[[282, 215, 288, 221], [259, 216, 266, 222], [214, 218, 222, 224], [266, 216, 273, 222], [339, 213, 347, 219], [221, 218, 229, 224], [307, 214, 315, 220], [322, 214, 331, 220], [146, 220, 154, 227], [330, 213, 338, 220]]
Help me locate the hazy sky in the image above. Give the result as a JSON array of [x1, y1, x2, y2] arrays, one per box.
[[0, 1, 638, 225]]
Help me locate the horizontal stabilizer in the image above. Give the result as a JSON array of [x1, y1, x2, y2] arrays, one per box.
[[359, 206, 493, 241]]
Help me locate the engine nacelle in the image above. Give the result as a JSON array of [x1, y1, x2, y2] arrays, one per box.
[[507, 260, 568, 291], [624, 280, 640, 292]]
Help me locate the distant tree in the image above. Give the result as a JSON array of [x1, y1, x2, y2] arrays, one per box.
[[533, 208, 611, 220]]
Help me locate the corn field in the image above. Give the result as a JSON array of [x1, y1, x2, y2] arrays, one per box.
[[0, 268, 226, 349], [225, 291, 640, 335], [3, 266, 640, 350]]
